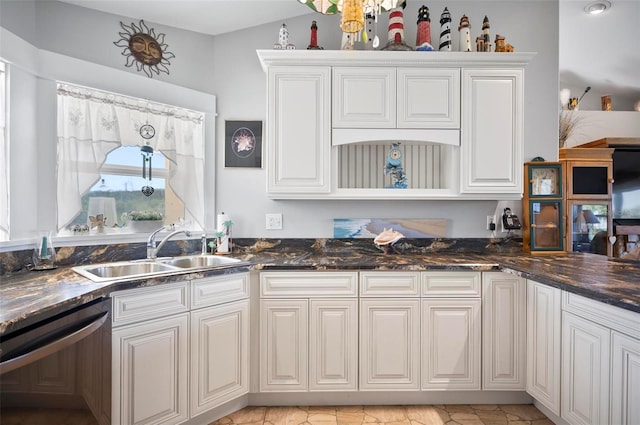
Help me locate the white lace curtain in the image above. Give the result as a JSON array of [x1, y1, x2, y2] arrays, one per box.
[[56, 83, 205, 231]]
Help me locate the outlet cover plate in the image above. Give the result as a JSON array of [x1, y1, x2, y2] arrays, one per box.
[[266, 213, 283, 230]]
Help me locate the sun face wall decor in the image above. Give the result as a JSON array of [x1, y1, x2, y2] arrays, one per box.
[[113, 20, 175, 78]]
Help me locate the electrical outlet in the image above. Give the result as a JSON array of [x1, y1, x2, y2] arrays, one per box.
[[486, 215, 495, 230], [266, 213, 283, 230]]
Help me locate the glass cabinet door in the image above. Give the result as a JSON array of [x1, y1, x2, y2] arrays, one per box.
[[568, 202, 610, 255], [530, 200, 564, 251], [528, 163, 562, 197]]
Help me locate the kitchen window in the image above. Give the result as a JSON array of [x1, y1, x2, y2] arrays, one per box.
[[56, 83, 205, 235]]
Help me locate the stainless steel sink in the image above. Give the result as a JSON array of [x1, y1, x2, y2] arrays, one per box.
[[160, 255, 242, 269], [73, 261, 181, 282], [73, 255, 246, 282]]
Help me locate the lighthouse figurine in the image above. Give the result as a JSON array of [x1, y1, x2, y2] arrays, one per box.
[[481, 16, 492, 52], [458, 15, 472, 52], [274, 23, 295, 50], [438, 7, 452, 51], [307, 20, 323, 50], [382, 3, 412, 51], [416, 5, 434, 51]]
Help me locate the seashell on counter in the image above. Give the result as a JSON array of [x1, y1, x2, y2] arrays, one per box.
[[374, 228, 404, 254]]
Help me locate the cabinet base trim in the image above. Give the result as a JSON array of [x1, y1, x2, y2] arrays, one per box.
[[249, 391, 532, 406]]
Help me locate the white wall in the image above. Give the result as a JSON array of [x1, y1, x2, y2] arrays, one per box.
[[211, 0, 559, 238], [0, 0, 560, 241]]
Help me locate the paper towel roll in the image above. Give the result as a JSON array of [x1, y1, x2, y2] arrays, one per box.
[[216, 213, 231, 253]]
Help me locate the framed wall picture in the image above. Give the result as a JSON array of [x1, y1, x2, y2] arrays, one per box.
[[225, 120, 262, 168]]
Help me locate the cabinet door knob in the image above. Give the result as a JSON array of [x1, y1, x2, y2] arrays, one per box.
[[609, 178, 615, 183]]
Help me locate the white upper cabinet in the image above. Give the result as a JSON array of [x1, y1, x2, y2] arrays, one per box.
[[461, 69, 524, 195], [257, 50, 534, 200], [332, 67, 459, 131], [266, 66, 331, 195]]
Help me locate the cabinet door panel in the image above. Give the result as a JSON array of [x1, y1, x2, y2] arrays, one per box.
[[360, 299, 420, 390], [461, 69, 523, 194], [309, 299, 358, 391], [260, 299, 308, 391], [112, 313, 189, 425], [561, 311, 610, 425], [482, 273, 525, 390], [526, 280, 561, 415], [190, 300, 249, 416], [333, 67, 395, 128], [422, 299, 481, 390], [268, 66, 331, 193], [397, 68, 460, 129], [611, 331, 640, 425]]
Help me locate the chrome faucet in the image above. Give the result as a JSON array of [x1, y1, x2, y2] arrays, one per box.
[[147, 226, 192, 259], [201, 234, 208, 255]]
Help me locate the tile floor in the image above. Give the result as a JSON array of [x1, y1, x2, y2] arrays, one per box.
[[0, 404, 553, 425], [210, 404, 553, 425]]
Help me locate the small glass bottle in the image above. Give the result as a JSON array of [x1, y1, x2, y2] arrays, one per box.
[[33, 232, 56, 270]]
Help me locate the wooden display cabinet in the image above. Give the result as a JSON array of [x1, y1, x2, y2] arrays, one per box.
[[560, 147, 614, 256], [522, 162, 564, 253]]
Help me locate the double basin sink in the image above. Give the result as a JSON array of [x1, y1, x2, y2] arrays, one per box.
[[73, 255, 246, 282]]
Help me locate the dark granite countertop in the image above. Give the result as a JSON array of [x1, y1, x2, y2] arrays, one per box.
[[1, 238, 638, 337]]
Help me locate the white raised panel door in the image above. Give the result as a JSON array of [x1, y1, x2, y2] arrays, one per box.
[[461, 69, 523, 194], [611, 331, 640, 425], [190, 299, 249, 416], [333, 67, 395, 128], [309, 299, 358, 391], [397, 68, 460, 129], [422, 299, 481, 390], [260, 299, 308, 391], [359, 299, 420, 390], [561, 311, 610, 425], [79, 325, 103, 420], [267, 66, 331, 194], [112, 313, 189, 425], [526, 280, 561, 416], [482, 272, 525, 390]]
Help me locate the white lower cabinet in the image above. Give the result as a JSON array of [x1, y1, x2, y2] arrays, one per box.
[[559, 291, 640, 425], [561, 311, 610, 425], [359, 299, 421, 390], [482, 272, 526, 390], [190, 299, 249, 416], [112, 313, 190, 425], [525, 280, 561, 415], [421, 298, 481, 390], [259, 271, 359, 392], [611, 331, 640, 425], [110, 273, 250, 425]]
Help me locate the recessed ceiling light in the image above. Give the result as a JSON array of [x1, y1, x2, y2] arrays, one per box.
[[584, 1, 611, 15]]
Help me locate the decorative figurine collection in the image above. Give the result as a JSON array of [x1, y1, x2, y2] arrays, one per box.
[[281, 3, 515, 53]]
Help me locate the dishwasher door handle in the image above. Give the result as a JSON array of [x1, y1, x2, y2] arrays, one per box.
[[0, 312, 108, 375]]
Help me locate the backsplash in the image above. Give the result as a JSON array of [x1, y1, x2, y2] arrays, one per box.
[[0, 237, 523, 276]]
